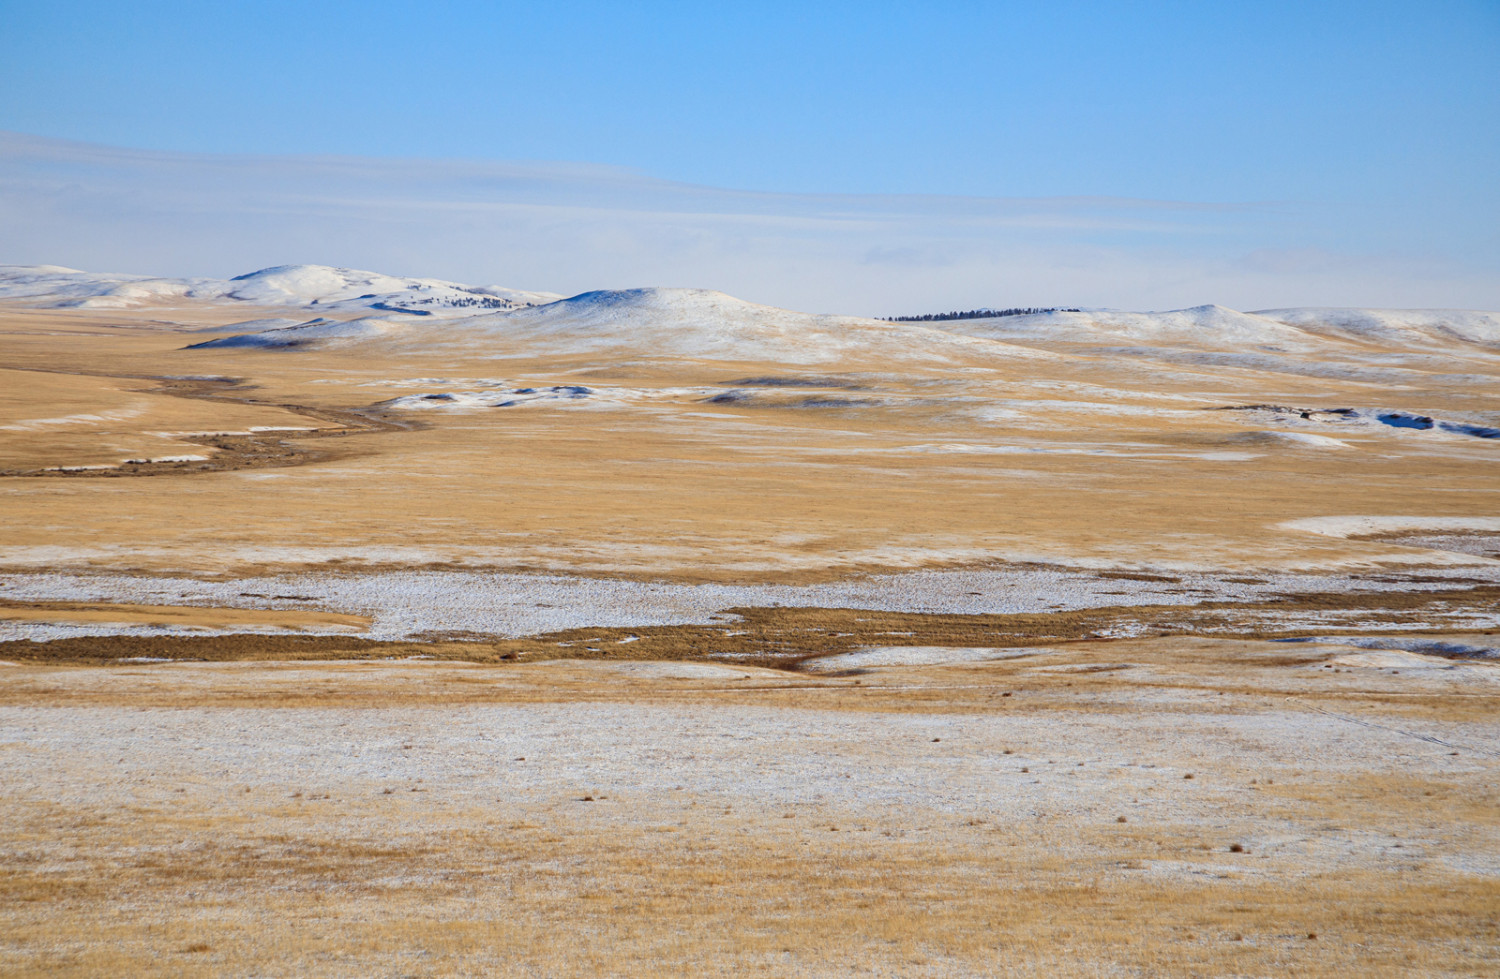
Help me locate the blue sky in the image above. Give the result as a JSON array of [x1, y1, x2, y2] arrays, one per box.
[[1, 1, 1497, 310]]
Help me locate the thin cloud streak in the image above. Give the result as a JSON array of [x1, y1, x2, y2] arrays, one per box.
[[1, 131, 1493, 315]]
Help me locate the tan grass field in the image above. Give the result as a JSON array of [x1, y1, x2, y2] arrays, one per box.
[[0, 599, 370, 633], [2, 302, 1498, 576], [1, 296, 1498, 975]]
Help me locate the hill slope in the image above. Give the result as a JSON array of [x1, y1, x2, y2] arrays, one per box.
[[191, 287, 1043, 365], [928, 303, 1500, 353], [1252, 307, 1500, 348]]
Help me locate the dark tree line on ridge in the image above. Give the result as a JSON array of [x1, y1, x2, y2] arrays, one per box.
[[883, 307, 1080, 323]]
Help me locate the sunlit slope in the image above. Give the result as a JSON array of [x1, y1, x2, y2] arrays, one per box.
[[932, 304, 1500, 353], [1253, 307, 1500, 347], [933, 304, 1325, 350], [194, 287, 1049, 366]]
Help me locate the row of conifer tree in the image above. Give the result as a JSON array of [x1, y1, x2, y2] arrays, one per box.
[[883, 307, 1079, 322]]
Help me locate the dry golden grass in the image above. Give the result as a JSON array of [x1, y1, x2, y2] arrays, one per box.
[[0, 599, 369, 632], [2, 303, 1498, 577], [1, 638, 1497, 976], [0, 367, 322, 472], [5, 817, 1494, 977]]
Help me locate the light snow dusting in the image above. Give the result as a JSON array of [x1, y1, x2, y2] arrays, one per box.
[[3, 565, 1499, 644]]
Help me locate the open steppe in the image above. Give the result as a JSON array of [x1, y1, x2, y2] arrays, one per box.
[[1, 266, 1497, 975], [2, 280, 1498, 580]]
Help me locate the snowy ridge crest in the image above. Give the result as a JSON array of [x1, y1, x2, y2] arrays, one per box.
[[0, 264, 560, 316], [190, 286, 1034, 365], [6, 263, 1498, 359]]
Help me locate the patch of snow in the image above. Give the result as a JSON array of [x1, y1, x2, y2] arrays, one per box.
[[0, 406, 147, 431], [1227, 431, 1352, 450], [1194, 451, 1261, 461], [802, 646, 1050, 672], [187, 315, 405, 349], [533, 660, 756, 679], [1281, 517, 1500, 539], [375, 384, 738, 411]]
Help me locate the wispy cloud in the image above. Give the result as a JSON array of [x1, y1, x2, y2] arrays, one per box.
[[1, 131, 1493, 313]]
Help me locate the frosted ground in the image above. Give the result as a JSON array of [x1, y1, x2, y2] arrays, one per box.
[[4, 644, 1497, 976], [1, 264, 1497, 976], [4, 564, 1500, 644]]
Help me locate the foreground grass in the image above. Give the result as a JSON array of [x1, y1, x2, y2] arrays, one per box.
[[3, 808, 1494, 977], [1, 637, 1496, 976]]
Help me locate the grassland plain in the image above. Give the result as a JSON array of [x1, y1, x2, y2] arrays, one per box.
[[1, 288, 1498, 975]]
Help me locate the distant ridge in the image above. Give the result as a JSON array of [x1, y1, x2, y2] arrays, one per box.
[[0, 264, 559, 316], [6, 263, 1497, 357], [188, 285, 1039, 365]]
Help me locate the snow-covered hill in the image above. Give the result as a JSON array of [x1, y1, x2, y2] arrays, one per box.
[[931, 305, 1330, 351], [1252, 307, 1500, 348], [192, 287, 1034, 364], [9, 263, 1498, 360], [0, 264, 559, 316], [931, 304, 1500, 352], [463, 288, 1029, 362]]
